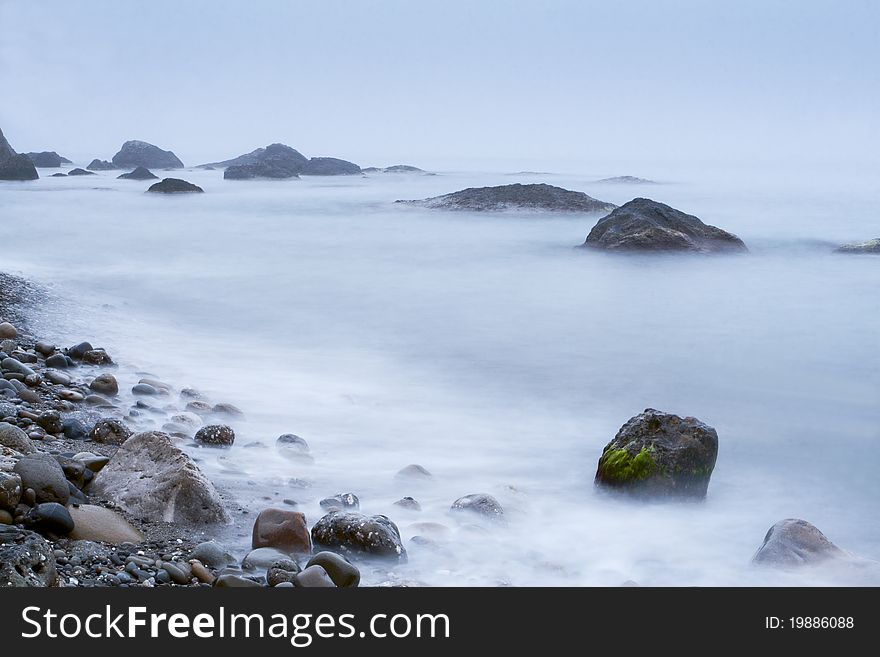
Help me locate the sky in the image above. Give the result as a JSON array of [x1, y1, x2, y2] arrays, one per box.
[[0, 0, 878, 170]]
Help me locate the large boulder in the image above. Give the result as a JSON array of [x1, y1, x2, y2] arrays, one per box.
[[112, 140, 184, 169], [836, 238, 880, 254], [25, 151, 69, 168], [594, 408, 719, 499], [87, 159, 115, 171], [224, 162, 301, 180], [398, 183, 615, 213], [0, 127, 39, 181], [68, 504, 145, 543], [583, 198, 747, 253], [752, 519, 846, 567], [301, 157, 361, 176], [89, 431, 230, 524], [0, 526, 57, 587], [117, 166, 158, 180], [311, 512, 406, 561], [202, 143, 309, 170], [147, 178, 204, 194]]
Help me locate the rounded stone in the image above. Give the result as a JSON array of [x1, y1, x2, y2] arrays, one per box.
[[267, 558, 301, 586], [394, 496, 422, 511], [752, 519, 846, 567], [294, 565, 336, 588], [89, 373, 119, 396], [132, 383, 158, 396], [311, 512, 406, 561], [450, 494, 504, 523], [0, 323, 17, 339], [194, 424, 235, 447], [190, 541, 236, 568], [0, 421, 36, 454], [242, 547, 291, 571], [395, 464, 433, 480], [24, 502, 75, 535], [306, 551, 360, 588], [67, 342, 93, 359], [319, 492, 359, 511], [13, 453, 70, 505], [0, 526, 58, 587], [0, 471, 22, 511], [45, 354, 70, 369], [89, 418, 132, 445], [68, 504, 145, 544], [213, 574, 262, 588], [252, 507, 311, 554]]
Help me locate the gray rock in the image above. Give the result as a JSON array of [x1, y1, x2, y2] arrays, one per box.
[[583, 198, 747, 252], [836, 238, 880, 254], [24, 502, 75, 536], [194, 424, 235, 447], [311, 512, 406, 561], [45, 354, 70, 369], [44, 370, 70, 385], [25, 151, 69, 168], [319, 492, 359, 511], [35, 410, 63, 434], [2, 357, 36, 377], [89, 373, 119, 396], [204, 143, 308, 171], [112, 140, 184, 169], [68, 504, 145, 544], [266, 558, 301, 586], [14, 453, 70, 504], [89, 431, 230, 524], [301, 157, 361, 176], [117, 166, 158, 180], [146, 178, 203, 194], [67, 341, 93, 359], [596, 176, 657, 184], [0, 526, 57, 586], [0, 472, 22, 511], [394, 496, 421, 511], [190, 541, 236, 568], [0, 128, 39, 181], [276, 433, 310, 457], [86, 159, 114, 171], [752, 519, 847, 567], [0, 421, 36, 454], [306, 551, 360, 587], [450, 494, 504, 522], [62, 418, 90, 441], [400, 183, 615, 213], [214, 574, 262, 588], [67, 168, 96, 176], [132, 383, 158, 395], [395, 464, 433, 480], [89, 418, 132, 445], [81, 349, 112, 365], [242, 547, 291, 570], [294, 565, 336, 587], [594, 408, 719, 499]]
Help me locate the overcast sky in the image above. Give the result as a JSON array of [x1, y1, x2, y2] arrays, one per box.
[[1, 0, 878, 169]]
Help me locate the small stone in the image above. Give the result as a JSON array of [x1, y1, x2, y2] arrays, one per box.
[[0, 472, 22, 511], [306, 551, 360, 588], [294, 565, 336, 588], [450, 494, 505, 523], [82, 349, 112, 365], [185, 400, 213, 414], [89, 418, 132, 445], [0, 421, 36, 453], [35, 342, 55, 356], [67, 342, 94, 359], [62, 418, 90, 440], [190, 541, 236, 568], [214, 574, 262, 588], [393, 496, 421, 511], [14, 453, 70, 504], [319, 492, 359, 511], [44, 370, 71, 385], [189, 560, 214, 584], [132, 383, 158, 396], [242, 547, 291, 571], [35, 410, 63, 434], [194, 424, 235, 447], [212, 403, 243, 418], [395, 464, 433, 480], [252, 507, 311, 554], [45, 354, 70, 369], [0, 323, 17, 339], [276, 433, 310, 457], [267, 558, 301, 586], [155, 570, 171, 584], [162, 562, 191, 585], [24, 502, 75, 535], [89, 373, 119, 396], [59, 390, 85, 402]]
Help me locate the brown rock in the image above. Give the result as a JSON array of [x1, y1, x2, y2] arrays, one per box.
[[68, 504, 145, 544], [252, 507, 311, 554]]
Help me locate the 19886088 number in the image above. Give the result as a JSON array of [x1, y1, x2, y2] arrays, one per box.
[[790, 617, 853, 629]]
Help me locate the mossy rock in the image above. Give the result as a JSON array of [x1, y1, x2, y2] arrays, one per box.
[[594, 408, 718, 499]]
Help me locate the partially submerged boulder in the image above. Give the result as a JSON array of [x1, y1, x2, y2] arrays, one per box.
[[0, 127, 39, 181], [836, 238, 880, 254], [399, 183, 615, 213], [594, 408, 719, 499], [86, 159, 115, 171], [89, 431, 230, 524], [301, 157, 361, 176], [25, 151, 69, 168], [752, 519, 846, 567], [596, 176, 656, 184], [68, 168, 96, 176], [117, 166, 158, 180], [583, 198, 747, 253], [147, 178, 204, 194], [112, 140, 183, 169], [311, 512, 406, 561]]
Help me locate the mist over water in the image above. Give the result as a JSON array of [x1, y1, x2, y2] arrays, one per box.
[[1, 164, 878, 585]]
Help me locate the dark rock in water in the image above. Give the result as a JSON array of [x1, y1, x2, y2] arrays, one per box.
[[752, 519, 846, 567], [252, 507, 311, 554], [311, 512, 407, 561], [62, 418, 90, 441], [306, 551, 360, 587], [394, 496, 421, 511], [594, 408, 719, 499], [224, 162, 301, 180], [294, 565, 336, 587], [276, 433, 310, 458], [13, 453, 70, 505], [132, 383, 158, 395], [212, 402, 243, 417], [90, 431, 230, 524], [383, 164, 424, 173], [24, 502, 75, 536], [596, 176, 656, 184], [202, 143, 308, 170], [86, 159, 115, 171], [583, 198, 747, 253], [399, 183, 615, 213], [0, 128, 39, 180], [89, 418, 132, 445], [112, 140, 184, 169], [68, 168, 96, 176], [147, 178, 203, 194], [361, 167, 382, 173], [67, 341, 93, 359], [301, 157, 361, 176], [25, 151, 69, 168], [0, 526, 58, 586], [50, 172, 67, 177], [450, 494, 504, 522], [82, 349, 112, 365], [835, 238, 880, 254], [194, 424, 234, 447], [117, 166, 158, 180], [45, 353, 70, 368], [267, 558, 301, 586], [320, 492, 360, 511], [89, 373, 119, 396]]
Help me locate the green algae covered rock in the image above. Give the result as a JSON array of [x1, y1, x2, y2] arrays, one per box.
[[595, 409, 718, 499]]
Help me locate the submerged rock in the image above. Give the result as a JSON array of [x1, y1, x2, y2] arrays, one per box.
[[86, 159, 115, 171], [311, 512, 406, 561], [202, 143, 308, 170], [583, 198, 747, 253], [117, 166, 158, 180], [147, 178, 204, 193], [0, 526, 57, 587], [0, 128, 39, 180], [450, 493, 504, 522], [67, 168, 96, 176], [399, 183, 615, 213], [594, 408, 719, 499], [835, 238, 880, 254], [596, 175, 656, 184], [194, 424, 234, 447], [89, 431, 230, 524], [301, 157, 361, 176], [395, 464, 433, 481], [112, 140, 184, 169], [25, 151, 69, 168], [383, 164, 424, 173], [752, 519, 846, 567], [224, 163, 301, 180]]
